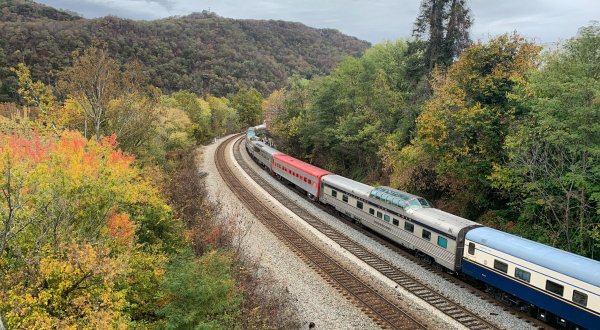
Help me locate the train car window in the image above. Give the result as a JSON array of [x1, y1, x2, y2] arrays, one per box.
[[392, 218, 399, 226], [468, 242, 475, 255], [376, 211, 383, 219], [514, 268, 530, 283], [493, 260, 508, 273], [332, 190, 337, 198], [404, 222, 414, 233], [422, 230, 431, 240], [357, 201, 363, 209], [369, 208, 375, 215], [545, 280, 564, 296], [437, 236, 447, 249], [572, 290, 588, 307], [304, 178, 307, 182], [342, 195, 348, 203], [383, 214, 390, 222]]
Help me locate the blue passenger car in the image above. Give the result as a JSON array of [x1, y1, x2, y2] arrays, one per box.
[[462, 227, 600, 329]]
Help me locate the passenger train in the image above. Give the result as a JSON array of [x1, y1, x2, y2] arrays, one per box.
[[244, 126, 600, 329]]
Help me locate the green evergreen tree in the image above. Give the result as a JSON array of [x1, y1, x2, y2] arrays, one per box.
[[413, 0, 472, 70]]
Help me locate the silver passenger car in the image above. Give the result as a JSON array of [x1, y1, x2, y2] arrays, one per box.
[[247, 140, 281, 172], [320, 175, 480, 271]]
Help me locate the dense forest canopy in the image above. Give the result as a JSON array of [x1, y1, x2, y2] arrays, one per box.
[[0, 0, 369, 102]]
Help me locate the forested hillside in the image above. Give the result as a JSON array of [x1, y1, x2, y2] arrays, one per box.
[[0, 0, 369, 102]]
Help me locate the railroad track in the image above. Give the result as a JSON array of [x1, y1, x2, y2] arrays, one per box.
[[232, 137, 503, 330], [215, 135, 426, 330]]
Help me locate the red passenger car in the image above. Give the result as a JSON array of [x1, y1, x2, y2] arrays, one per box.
[[272, 154, 330, 200]]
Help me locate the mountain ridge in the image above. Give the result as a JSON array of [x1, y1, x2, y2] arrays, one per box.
[[0, 1, 370, 101]]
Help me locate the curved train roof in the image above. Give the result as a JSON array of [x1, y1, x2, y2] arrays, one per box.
[[466, 227, 600, 287], [322, 175, 373, 200], [370, 186, 431, 210], [273, 154, 331, 178], [411, 208, 480, 237], [252, 141, 281, 157]]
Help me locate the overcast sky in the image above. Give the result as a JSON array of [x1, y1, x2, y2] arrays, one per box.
[[37, 0, 599, 45]]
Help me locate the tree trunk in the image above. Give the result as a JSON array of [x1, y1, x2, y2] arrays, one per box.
[[95, 117, 101, 142], [0, 313, 5, 330], [428, 0, 446, 70]]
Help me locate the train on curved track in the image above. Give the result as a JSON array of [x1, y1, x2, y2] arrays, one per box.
[[244, 125, 599, 330]]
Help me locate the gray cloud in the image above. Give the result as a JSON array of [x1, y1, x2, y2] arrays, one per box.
[[40, 0, 176, 19], [36, 0, 600, 44], [145, 0, 176, 11]]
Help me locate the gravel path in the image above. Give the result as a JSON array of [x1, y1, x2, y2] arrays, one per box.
[[201, 136, 381, 330], [236, 137, 537, 330]]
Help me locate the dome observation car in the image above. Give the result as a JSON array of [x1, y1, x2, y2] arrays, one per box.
[[369, 186, 431, 210]]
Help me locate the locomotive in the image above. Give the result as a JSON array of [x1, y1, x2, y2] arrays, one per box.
[[244, 126, 599, 329]]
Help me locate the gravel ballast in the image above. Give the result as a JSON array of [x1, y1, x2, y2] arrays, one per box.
[[235, 137, 537, 330]]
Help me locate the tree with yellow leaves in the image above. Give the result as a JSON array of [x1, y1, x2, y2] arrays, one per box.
[[0, 131, 178, 328], [11, 63, 61, 130], [388, 34, 540, 216]]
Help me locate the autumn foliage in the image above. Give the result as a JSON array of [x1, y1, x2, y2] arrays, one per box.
[[0, 131, 176, 328]]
